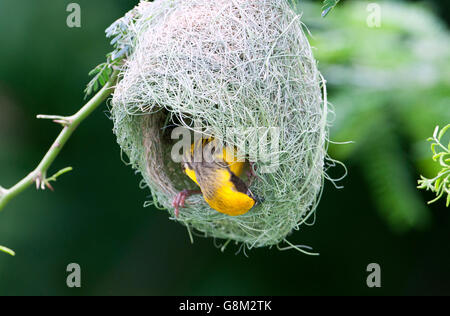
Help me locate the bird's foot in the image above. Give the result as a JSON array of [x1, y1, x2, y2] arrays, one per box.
[[172, 189, 201, 217]]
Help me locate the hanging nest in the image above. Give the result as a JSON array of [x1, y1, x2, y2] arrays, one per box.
[[110, 0, 328, 250]]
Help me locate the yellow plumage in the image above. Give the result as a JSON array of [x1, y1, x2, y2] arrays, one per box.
[[200, 167, 255, 216], [179, 137, 256, 216]]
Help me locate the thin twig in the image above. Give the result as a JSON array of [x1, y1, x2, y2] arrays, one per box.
[[0, 70, 118, 212], [0, 245, 15, 256]]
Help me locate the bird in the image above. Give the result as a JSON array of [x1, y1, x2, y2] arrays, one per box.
[[172, 137, 259, 217]]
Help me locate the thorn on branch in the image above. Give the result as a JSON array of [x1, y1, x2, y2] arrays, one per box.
[[34, 171, 45, 190], [35, 172, 41, 190], [37, 114, 73, 127], [45, 182, 55, 192]]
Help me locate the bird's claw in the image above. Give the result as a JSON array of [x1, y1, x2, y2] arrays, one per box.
[[172, 189, 189, 217], [172, 189, 201, 217]]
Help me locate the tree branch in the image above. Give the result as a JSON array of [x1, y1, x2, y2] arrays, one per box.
[[0, 70, 118, 212]]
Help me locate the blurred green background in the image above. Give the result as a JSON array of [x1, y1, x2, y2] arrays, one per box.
[[0, 0, 449, 295]]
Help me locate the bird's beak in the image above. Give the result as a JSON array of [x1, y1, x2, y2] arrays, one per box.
[[247, 189, 264, 204]]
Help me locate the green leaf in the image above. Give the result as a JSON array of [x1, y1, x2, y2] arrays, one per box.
[[418, 124, 450, 207], [433, 125, 440, 139], [88, 67, 99, 76], [322, 0, 340, 17], [435, 177, 441, 191], [438, 124, 450, 141], [84, 4, 142, 97], [99, 74, 106, 86]]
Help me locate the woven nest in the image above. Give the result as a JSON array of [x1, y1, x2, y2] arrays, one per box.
[[110, 0, 328, 250]]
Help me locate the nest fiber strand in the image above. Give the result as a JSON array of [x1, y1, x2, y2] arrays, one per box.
[[111, 0, 327, 249]]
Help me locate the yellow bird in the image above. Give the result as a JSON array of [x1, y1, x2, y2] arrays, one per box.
[[172, 137, 259, 217]]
